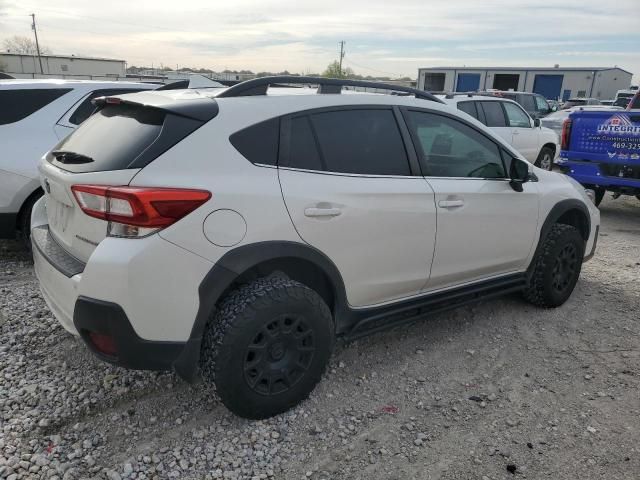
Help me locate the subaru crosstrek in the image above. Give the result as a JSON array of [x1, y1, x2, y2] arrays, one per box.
[[32, 77, 600, 419]]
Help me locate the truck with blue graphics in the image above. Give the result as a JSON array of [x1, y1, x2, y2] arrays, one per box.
[[558, 93, 640, 206]]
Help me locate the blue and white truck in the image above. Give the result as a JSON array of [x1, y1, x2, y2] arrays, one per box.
[[558, 93, 640, 206]]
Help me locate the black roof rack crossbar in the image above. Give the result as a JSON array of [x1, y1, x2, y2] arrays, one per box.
[[216, 76, 444, 103]]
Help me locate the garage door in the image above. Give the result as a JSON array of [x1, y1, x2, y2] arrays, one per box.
[[456, 73, 481, 92], [532, 75, 563, 100]]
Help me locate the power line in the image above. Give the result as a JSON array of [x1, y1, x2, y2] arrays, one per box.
[[343, 58, 402, 78]]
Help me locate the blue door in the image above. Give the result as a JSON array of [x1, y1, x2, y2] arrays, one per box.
[[456, 73, 481, 92], [532, 75, 564, 100]]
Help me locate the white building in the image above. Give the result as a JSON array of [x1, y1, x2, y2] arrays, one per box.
[[417, 66, 633, 100], [1, 53, 126, 79]]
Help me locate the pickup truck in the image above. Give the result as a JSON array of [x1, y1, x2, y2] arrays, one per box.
[[558, 95, 640, 206]]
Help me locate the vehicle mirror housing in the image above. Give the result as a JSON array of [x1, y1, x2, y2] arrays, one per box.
[[509, 158, 530, 192], [533, 118, 541, 127]]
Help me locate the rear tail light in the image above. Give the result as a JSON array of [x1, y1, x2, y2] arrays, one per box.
[[71, 185, 211, 238], [561, 118, 572, 151]]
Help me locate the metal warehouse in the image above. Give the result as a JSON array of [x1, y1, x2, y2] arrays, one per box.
[[0, 53, 126, 78], [417, 66, 633, 100]]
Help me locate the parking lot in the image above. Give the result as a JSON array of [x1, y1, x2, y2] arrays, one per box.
[[0, 196, 638, 480]]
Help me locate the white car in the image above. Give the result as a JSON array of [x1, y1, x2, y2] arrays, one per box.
[[440, 93, 559, 170], [0, 79, 158, 242], [31, 77, 600, 419]]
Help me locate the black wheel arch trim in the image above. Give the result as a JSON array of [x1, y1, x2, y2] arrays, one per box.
[[173, 241, 350, 381]]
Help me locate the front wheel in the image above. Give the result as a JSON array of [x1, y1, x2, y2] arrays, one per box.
[[524, 224, 585, 307], [535, 147, 555, 171], [200, 276, 334, 419]]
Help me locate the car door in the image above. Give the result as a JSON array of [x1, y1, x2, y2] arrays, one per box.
[[402, 108, 540, 291], [503, 101, 540, 162], [278, 107, 437, 307]]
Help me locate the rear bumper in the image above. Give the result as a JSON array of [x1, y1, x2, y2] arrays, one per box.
[[559, 159, 640, 193], [74, 297, 186, 371]]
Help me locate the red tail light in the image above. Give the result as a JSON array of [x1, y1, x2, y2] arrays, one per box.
[[71, 185, 211, 238], [561, 118, 572, 150]]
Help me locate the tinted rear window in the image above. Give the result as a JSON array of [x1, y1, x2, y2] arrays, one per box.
[[310, 109, 410, 175], [282, 116, 323, 171], [50, 104, 164, 172], [479, 101, 507, 127], [457, 101, 479, 120], [0, 88, 71, 125], [230, 118, 280, 165]]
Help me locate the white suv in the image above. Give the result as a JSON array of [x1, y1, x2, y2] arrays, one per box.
[[31, 77, 600, 419], [0, 80, 158, 242], [440, 93, 559, 170]]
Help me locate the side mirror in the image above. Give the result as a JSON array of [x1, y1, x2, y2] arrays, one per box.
[[509, 158, 530, 192], [533, 117, 541, 127]]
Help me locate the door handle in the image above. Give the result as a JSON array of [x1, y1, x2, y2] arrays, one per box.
[[438, 199, 465, 209], [304, 207, 342, 217], [512, 130, 520, 135]]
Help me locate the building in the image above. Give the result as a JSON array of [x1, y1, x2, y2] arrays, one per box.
[[417, 66, 633, 100], [1, 52, 126, 78]]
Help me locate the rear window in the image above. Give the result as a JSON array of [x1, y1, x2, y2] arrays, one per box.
[[478, 101, 507, 127], [457, 101, 479, 120], [50, 104, 164, 172], [0, 88, 71, 125], [68, 89, 146, 125]]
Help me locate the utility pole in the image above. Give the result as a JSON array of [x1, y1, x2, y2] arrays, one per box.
[[30, 13, 44, 74], [338, 41, 345, 77]]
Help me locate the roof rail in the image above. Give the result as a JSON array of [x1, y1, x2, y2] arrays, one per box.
[[216, 76, 444, 103]]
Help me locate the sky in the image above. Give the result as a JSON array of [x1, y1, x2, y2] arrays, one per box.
[[0, 0, 638, 80]]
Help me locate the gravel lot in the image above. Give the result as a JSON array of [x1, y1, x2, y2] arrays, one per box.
[[1, 196, 638, 480]]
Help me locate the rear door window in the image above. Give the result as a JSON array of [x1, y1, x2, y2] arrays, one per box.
[[0, 88, 71, 125], [309, 109, 410, 175], [478, 101, 507, 127]]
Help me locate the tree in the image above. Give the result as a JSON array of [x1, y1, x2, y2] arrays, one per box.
[[2, 35, 51, 55], [322, 61, 354, 79]]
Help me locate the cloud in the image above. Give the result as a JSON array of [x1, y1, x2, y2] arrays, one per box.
[[1, 0, 638, 78]]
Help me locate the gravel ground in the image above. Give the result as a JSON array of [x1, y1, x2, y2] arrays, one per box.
[[1, 195, 638, 480]]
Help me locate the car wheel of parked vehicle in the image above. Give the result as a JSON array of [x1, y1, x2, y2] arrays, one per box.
[[200, 275, 335, 419], [524, 224, 585, 308], [17, 191, 42, 249], [535, 147, 554, 171]]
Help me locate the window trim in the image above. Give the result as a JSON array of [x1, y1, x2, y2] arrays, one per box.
[[400, 106, 510, 181], [278, 104, 420, 178]]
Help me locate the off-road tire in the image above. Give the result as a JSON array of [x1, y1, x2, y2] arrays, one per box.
[[200, 276, 334, 419], [524, 224, 585, 307], [535, 146, 555, 171]]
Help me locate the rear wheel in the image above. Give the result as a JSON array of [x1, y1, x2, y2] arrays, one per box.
[[524, 224, 585, 307], [535, 147, 555, 171], [200, 276, 334, 419]]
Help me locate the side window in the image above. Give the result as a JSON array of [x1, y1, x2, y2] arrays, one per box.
[[281, 116, 323, 171], [457, 101, 479, 120], [518, 94, 536, 114], [230, 117, 280, 165], [68, 89, 144, 125], [0, 89, 72, 125], [478, 101, 507, 127], [535, 95, 549, 113], [405, 110, 506, 179], [309, 109, 410, 175], [503, 102, 531, 128]]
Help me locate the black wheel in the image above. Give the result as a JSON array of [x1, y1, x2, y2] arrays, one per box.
[[17, 192, 42, 249], [524, 224, 585, 307], [200, 276, 334, 419], [535, 147, 555, 171], [594, 188, 606, 207]]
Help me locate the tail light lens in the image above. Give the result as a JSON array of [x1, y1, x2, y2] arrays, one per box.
[[71, 185, 211, 238], [561, 118, 572, 151], [88, 332, 117, 356]]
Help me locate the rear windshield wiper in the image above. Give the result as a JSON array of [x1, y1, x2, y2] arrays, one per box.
[[51, 150, 94, 164]]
